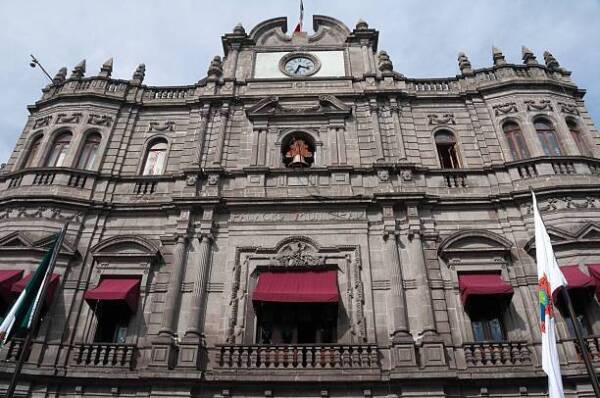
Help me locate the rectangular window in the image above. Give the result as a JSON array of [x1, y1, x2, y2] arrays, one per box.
[[467, 296, 507, 342]]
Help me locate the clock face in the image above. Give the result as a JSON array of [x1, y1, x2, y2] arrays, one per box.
[[284, 57, 317, 76]]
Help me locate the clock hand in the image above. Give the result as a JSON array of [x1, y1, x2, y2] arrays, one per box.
[[295, 65, 302, 74]]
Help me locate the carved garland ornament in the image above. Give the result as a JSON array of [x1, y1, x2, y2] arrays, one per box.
[[428, 113, 456, 125], [492, 102, 518, 116]]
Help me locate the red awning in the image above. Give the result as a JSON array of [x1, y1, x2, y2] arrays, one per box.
[[561, 265, 594, 290], [252, 270, 339, 303], [586, 264, 600, 300], [458, 272, 514, 304], [84, 278, 141, 312], [0, 270, 23, 302], [12, 273, 60, 306]]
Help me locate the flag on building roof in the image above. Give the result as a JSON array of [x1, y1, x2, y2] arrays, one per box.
[[294, 0, 304, 33], [0, 235, 59, 346], [533, 191, 566, 398]]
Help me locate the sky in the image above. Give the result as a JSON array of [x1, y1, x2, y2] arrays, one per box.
[[0, 0, 599, 163]]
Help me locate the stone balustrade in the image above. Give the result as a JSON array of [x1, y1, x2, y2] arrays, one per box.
[[215, 344, 379, 370], [463, 341, 532, 367], [71, 343, 137, 369]]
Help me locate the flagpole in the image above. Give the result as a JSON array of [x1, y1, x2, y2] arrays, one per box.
[[530, 187, 600, 397], [5, 224, 68, 398]]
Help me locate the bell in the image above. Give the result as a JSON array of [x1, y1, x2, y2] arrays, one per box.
[[289, 154, 308, 167]]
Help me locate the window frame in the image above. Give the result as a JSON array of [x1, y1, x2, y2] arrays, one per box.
[[502, 121, 530, 161], [566, 118, 591, 157], [23, 134, 44, 169], [534, 118, 564, 156], [77, 132, 102, 171], [45, 132, 73, 168], [141, 139, 169, 176], [434, 130, 461, 169]]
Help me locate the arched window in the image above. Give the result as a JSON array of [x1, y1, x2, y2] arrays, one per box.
[[142, 140, 168, 175], [24, 135, 43, 168], [45, 132, 72, 167], [77, 132, 102, 170], [435, 130, 461, 169], [502, 121, 530, 160], [567, 119, 590, 156], [281, 133, 315, 168], [535, 119, 563, 156]]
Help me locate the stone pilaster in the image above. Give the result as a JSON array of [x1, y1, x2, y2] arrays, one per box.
[[384, 231, 411, 341], [212, 104, 231, 166]]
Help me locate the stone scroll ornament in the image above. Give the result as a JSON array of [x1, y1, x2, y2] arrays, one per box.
[[56, 113, 83, 124], [148, 120, 175, 132], [525, 100, 553, 112], [284, 138, 313, 167], [87, 114, 113, 127]]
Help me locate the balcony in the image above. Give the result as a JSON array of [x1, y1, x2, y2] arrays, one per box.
[[0, 338, 25, 362], [70, 343, 137, 370], [212, 344, 381, 381], [462, 341, 532, 367]]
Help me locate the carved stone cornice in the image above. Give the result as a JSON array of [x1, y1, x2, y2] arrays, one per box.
[[246, 95, 351, 121]]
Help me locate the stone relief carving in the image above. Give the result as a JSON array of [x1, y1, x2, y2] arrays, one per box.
[[521, 196, 600, 215], [0, 206, 81, 222], [87, 113, 113, 127], [185, 175, 197, 186], [524, 100, 553, 112], [207, 174, 220, 185], [56, 113, 83, 124], [557, 102, 579, 116], [427, 113, 456, 125], [230, 210, 366, 223], [400, 169, 413, 181], [273, 241, 325, 267], [33, 115, 52, 129], [148, 120, 175, 132], [377, 169, 390, 182], [492, 102, 518, 116]]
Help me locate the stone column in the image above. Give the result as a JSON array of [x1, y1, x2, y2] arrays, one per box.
[[389, 98, 406, 160], [369, 99, 385, 161], [159, 235, 188, 336], [212, 105, 230, 166], [385, 231, 411, 341], [406, 231, 436, 336], [184, 233, 214, 339]]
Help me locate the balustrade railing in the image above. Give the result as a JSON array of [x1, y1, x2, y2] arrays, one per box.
[[440, 171, 467, 188], [33, 172, 55, 185], [463, 341, 532, 367], [3, 338, 25, 362], [71, 343, 136, 369], [216, 344, 379, 370]]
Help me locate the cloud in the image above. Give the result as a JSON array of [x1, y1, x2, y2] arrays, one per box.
[[1, 0, 599, 163]]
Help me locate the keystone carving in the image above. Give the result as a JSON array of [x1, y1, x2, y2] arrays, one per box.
[[377, 169, 390, 182], [87, 114, 113, 127], [56, 113, 83, 124], [427, 113, 456, 125], [33, 116, 53, 129], [273, 241, 326, 267], [148, 120, 175, 132], [493, 102, 518, 116], [557, 102, 579, 116], [524, 100, 553, 112]]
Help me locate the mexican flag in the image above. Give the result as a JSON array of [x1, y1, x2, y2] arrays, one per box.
[[0, 236, 58, 346]]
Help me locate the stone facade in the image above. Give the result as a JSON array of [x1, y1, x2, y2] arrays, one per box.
[[1, 14, 600, 398]]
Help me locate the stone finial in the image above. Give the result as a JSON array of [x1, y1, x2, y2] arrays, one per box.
[[377, 51, 393, 73], [207, 56, 223, 80], [543, 50, 560, 70], [356, 19, 369, 30], [521, 46, 538, 65], [492, 46, 506, 66], [52, 67, 67, 85], [99, 58, 113, 78], [70, 59, 86, 79], [457, 52, 473, 74], [233, 23, 245, 35], [131, 64, 146, 84]]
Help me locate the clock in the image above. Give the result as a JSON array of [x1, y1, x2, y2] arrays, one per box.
[[280, 53, 321, 77]]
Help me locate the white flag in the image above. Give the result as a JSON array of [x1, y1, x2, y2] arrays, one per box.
[[533, 191, 567, 398]]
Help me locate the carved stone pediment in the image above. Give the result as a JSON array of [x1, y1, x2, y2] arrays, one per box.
[[0, 230, 78, 257], [91, 235, 160, 260], [525, 222, 600, 253], [246, 95, 351, 120], [273, 241, 326, 267], [438, 230, 513, 265]]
